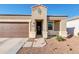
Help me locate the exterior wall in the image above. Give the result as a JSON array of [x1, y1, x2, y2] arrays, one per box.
[[0, 15, 31, 20], [0, 5, 68, 38], [48, 31, 59, 35], [0, 15, 67, 38], [67, 18, 79, 36], [0, 15, 31, 38], [48, 16, 67, 37], [59, 19, 67, 37], [30, 5, 48, 38], [48, 20, 60, 35]]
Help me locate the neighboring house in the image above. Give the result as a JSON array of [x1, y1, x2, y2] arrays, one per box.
[[67, 16, 79, 36], [0, 5, 67, 38]]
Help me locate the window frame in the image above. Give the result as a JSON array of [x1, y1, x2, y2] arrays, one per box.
[[48, 21, 53, 30], [54, 20, 60, 31]]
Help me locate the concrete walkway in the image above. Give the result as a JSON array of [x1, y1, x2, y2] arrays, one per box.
[[23, 38, 46, 47]]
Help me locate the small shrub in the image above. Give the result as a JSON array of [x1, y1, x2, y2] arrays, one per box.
[[77, 32, 79, 36], [56, 35, 66, 41], [69, 48, 72, 51], [67, 45, 69, 46]]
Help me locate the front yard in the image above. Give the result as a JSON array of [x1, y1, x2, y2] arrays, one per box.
[[17, 37, 79, 54]]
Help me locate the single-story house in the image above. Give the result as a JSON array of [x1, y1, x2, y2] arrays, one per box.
[[0, 5, 67, 38], [67, 16, 79, 36]]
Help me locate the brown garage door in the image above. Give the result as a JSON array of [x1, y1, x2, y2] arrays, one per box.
[[0, 22, 29, 38]]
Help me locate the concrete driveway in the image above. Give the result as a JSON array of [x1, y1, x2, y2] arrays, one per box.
[[0, 38, 28, 54]]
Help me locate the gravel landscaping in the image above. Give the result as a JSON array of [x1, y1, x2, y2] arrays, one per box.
[[17, 37, 79, 54]]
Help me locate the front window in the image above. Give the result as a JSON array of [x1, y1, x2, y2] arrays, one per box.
[[54, 21, 60, 31], [48, 22, 53, 30]]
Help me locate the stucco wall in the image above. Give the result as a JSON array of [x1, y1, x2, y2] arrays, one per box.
[[0, 15, 30, 38], [30, 5, 48, 38], [0, 15, 31, 20], [67, 18, 79, 36], [48, 30, 59, 35], [47, 16, 67, 37]]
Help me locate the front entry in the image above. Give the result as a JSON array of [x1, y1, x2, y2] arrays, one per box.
[[36, 21, 42, 36]]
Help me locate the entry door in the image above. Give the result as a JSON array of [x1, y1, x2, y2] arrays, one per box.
[[36, 21, 42, 35]]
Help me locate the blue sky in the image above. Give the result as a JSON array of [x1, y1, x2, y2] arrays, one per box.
[[0, 4, 79, 18]]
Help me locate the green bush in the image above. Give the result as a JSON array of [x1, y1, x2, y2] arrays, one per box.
[[56, 35, 66, 41], [77, 32, 79, 36]]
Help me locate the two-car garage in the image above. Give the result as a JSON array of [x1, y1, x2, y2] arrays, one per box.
[[0, 22, 29, 37], [0, 15, 31, 53]]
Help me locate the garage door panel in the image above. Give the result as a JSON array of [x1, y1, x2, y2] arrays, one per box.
[[0, 22, 29, 37]]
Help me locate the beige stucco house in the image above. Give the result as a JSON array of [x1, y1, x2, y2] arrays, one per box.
[[0, 5, 67, 38]]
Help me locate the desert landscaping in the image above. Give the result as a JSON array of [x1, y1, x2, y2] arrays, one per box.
[[17, 36, 79, 54]]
